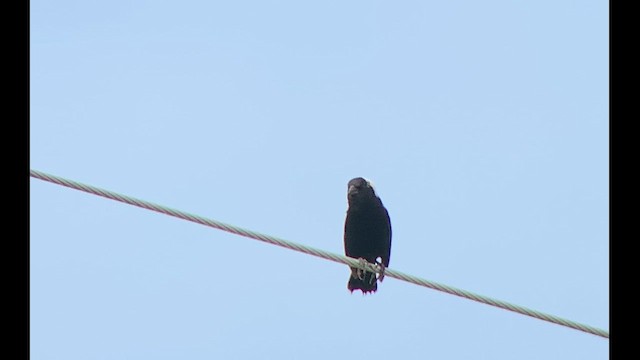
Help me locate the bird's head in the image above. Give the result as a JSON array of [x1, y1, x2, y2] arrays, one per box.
[[347, 177, 377, 202]]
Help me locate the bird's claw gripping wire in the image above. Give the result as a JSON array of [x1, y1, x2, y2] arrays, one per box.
[[353, 257, 369, 281], [375, 260, 386, 283], [352, 258, 380, 285]]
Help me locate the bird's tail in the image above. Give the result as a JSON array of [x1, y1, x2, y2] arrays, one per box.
[[347, 268, 378, 294]]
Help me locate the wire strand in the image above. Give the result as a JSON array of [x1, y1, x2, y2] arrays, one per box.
[[30, 169, 609, 339]]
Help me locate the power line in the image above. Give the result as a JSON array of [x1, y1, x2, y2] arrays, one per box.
[[30, 169, 609, 339]]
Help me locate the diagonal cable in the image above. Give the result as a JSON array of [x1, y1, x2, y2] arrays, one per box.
[[30, 169, 609, 339]]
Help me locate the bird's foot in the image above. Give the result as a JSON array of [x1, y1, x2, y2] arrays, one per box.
[[355, 257, 369, 281], [375, 260, 386, 283]]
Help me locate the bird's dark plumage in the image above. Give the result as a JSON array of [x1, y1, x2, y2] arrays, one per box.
[[343, 177, 392, 294]]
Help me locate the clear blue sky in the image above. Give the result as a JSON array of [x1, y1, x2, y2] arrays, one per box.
[[31, 1, 608, 359]]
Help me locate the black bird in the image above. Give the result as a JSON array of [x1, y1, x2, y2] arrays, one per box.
[[343, 177, 392, 294]]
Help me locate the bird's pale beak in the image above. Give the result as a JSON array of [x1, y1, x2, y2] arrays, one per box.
[[348, 185, 358, 196]]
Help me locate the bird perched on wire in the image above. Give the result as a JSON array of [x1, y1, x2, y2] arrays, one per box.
[[343, 177, 392, 294]]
